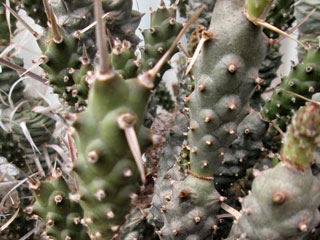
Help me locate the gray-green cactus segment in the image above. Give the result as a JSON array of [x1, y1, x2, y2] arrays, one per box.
[[51, 0, 142, 58], [37, 27, 92, 111], [262, 48, 320, 122], [188, 0, 267, 177], [154, 165, 222, 240], [295, 0, 320, 61], [71, 70, 154, 238], [151, 113, 188, 229], [227, 163, 320, 240], [227, 103, 320, 240], [263, 0, 295, 39], [28, 174, 90, 240], [213, 111, 268, 192]]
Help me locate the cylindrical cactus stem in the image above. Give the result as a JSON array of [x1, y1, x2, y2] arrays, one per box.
[[154, 1, 268, 239], [188, 0, 267, 177], [227, 103, 320, 240], [70, 0, 195, 237]]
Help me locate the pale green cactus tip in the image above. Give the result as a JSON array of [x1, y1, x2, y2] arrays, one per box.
[[245, 0, 274, 20], [281, 103, 320, 170]]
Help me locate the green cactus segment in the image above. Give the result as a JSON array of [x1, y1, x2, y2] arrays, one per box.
[[245, 0, 273, 19], [189, 0, 267, 177], [72, 71, 153, 238], [110, 39, 139, 79], [21, 0, 47, 27], [38, 29, 92, 110], [227, 162, 320, 240], [28, 174, 89, 240], [214, 111, 268, 192], [281, 103, 320, 170], [295, 0, 320, 61], [262, 49, 320, 121], [263, 0, 295, 39], [139, 4, 183, 85]]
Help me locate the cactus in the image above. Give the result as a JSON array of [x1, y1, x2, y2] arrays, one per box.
[[227, 103, 320, 240], [262, 48, 320, 122], [26, 169, 90, 240], [295, 0, 320, 61]]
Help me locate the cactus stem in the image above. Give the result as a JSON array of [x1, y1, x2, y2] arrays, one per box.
[[94, 0, 112, 75], [117, 113, 146, 185], [2, 3, 40, 39], [138, 4, 204, 89], [185, 30, 213, 76]]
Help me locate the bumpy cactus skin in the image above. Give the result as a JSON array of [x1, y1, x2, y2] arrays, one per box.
[[295, 0, 320, 61], [262, 49, 320, 122], [140, 4, 182, 80], [28, 173, 89, 240], [71, 65, 153, 239], [189, 0, 267, 177], [227, 104, 320, 240], [38, 27, 92, 110]]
